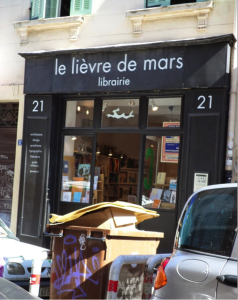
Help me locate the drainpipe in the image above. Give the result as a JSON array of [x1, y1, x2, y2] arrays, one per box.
[[225, 0, 237, 183]]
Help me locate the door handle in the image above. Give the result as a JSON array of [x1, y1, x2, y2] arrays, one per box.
[[216, 275, 237, 288], [44, 230, 63, 238], [86, 235, 106, 242]]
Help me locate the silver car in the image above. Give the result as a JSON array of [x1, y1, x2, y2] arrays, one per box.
[[152, 183, 237, 299]]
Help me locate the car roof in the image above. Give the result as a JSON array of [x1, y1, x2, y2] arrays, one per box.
[[191, 183, 237, 197], [184, 183, 237, 213]]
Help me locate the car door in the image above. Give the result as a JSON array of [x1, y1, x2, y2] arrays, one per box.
[[158, 186, 237, 300], [216, 235, 237, 299], [158, 250, 228, 299]]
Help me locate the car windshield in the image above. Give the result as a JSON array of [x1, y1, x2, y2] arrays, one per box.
[[177, 187, 237, 257], [0, 219, 18, 240]]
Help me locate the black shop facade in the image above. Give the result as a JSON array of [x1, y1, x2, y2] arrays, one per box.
[[17, 35, 234, 252]]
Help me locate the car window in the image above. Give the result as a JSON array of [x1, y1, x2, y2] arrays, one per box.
[[177, 188, 237, 257], [0, 219, 18, 241]]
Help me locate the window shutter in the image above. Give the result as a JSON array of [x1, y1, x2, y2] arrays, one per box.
[[70, 0, 92, 16], [30, 0, 44, 19], [44, 0, 59, 18], [146, 0, 170, 7]]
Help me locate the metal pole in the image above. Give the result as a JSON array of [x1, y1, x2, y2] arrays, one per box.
[[29, 251, 50, 297], [106, 255, 152, 299], [142, 253, 171, 299]]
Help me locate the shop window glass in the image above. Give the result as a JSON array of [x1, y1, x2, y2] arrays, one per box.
[[101, 99, 139, 128], [148, 98, 181, 127], [142, 135, 180, 210], [94, 133, 140, 203], [65, 100, 94, 128], [61, 135, 93, 203]]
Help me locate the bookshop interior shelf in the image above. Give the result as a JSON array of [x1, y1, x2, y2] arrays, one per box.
[[95, 155, 138, 203]]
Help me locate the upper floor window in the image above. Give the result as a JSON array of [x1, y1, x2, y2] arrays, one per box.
[[30, 0, 92, 20], [146, 0, 205, 8]]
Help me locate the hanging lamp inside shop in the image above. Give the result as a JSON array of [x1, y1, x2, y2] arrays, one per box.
[[128, 100, 135, 107], [96, 144, 100, 154], [71, 136, 77, 141], [151, 100, 159, 111], [76, 105, 81, 112], [169, 106, 174, 121], [80, 142, 85, 152], [108, 149, 113, 156], [102, 102, 108, 111], [120, 152, 124, 159]]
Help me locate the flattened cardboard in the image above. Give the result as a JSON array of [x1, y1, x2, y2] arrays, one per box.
[[111, 207, 137, 227], [64, 207, 137, 229], [65, 208, 115, 229]]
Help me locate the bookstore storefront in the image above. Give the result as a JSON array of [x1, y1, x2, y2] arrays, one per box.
[[17, 35, 233, 250]]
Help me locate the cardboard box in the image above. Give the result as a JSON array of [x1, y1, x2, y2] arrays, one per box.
[[65, 207, 137, 230]]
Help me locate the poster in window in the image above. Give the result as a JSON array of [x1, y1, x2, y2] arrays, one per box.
[[161, 122, 180, 163], [78, 164, 90, 176]]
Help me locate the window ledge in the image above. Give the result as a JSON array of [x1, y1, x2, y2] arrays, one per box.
[[14, 15, 85, 45], [126, 1, 214, 37]]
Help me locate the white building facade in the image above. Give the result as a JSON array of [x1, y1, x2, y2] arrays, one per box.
[[0, 0, 237, 250]]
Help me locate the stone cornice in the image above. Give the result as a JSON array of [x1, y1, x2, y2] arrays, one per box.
[[126, 1, 214, 36], [14, 15, 85, 45]]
